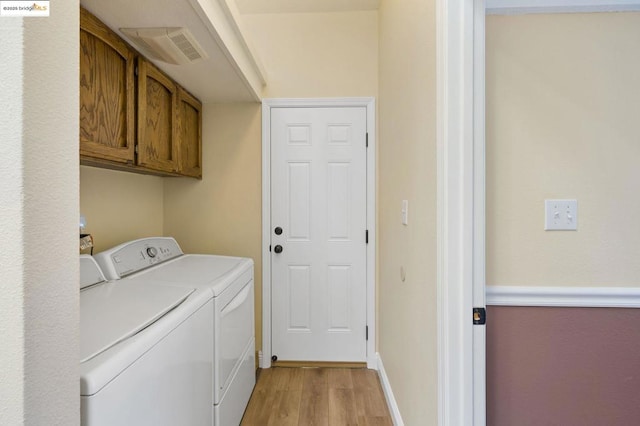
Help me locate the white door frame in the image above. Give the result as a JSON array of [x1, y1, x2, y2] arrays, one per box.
[[261, 97, 377, 369], [436, 0, 486, 424], [438, 1, 640, 424]]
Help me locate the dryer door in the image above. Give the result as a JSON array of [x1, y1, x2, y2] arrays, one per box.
[[215, 272, 254, 403]]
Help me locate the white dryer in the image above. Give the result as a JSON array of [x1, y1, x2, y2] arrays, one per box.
[[79, 255, 214, 426], [94, 238, 256, 426]]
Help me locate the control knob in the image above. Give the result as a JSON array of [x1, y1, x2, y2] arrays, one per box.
[[146, 247, 158, 258]]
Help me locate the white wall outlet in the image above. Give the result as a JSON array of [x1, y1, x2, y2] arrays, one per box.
[[401, 200, 409, 225], [545, 199, 578, 231]]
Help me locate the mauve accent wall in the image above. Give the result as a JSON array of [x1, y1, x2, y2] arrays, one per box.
[[487, 306, 640, 425]]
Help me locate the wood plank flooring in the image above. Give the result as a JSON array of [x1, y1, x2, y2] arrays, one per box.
[[241, 368, 393, 426]]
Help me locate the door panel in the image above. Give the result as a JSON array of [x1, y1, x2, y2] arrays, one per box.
[[176, 88, 202, 178], [137, 58, 179, 173], [288, 162, 311, 239], [271, 107, 367, 362], [288, 265, 311, 330], [79, 7, 135, 164]]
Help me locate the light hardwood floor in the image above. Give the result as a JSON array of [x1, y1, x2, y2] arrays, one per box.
[[241, 367, 393, 426]]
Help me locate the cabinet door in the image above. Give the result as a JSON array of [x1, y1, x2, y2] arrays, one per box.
[[80, 7, 135, 163], [137, 58, 179, 173], [177, 88, 203, 179]]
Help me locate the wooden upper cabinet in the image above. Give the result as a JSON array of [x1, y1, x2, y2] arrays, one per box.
[[137, 58, 180, 174], [79, 7, 135, 164], [177, 88, 203, 179], [79, 8, 202, 178]]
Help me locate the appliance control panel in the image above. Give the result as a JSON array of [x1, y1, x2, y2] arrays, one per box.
[[94, 237, 183, 280]]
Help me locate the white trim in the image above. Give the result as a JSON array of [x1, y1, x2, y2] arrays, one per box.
[[365, 99, 377, 369], [436, 0, 478, 424], [261, 97, 377, 369], [262, 98, 377, 108], [376, 353, 404, 426], [260, 100, 272, 368], [486, 0, 640, 14], [487, 286, 640, 308], [472, 1, 487, 424]]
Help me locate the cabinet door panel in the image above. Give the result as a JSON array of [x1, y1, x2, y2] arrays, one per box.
[[80, 7, 135, 163], [177, 88, 202, 179], [137, 59, 179, 173]]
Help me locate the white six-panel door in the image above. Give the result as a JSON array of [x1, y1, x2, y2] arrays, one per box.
[[270, 107, 367, 362]]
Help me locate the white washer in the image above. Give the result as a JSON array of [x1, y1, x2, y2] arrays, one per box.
[[94, 238, 256, 426], [79, 255, 214, 426]]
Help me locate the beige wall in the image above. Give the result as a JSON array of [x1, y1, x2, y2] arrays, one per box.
[[486, 13, 640, 287], [80, 166, 164, 252], [242, 11, 378, 98], [377, 0, 438, 424]]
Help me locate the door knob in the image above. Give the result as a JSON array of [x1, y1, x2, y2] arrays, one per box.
[[274, 245, 283, 254], [274, 226, 283, 235]]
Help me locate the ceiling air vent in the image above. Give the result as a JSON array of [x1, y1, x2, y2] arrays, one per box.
[[120, 27, 208, 65]]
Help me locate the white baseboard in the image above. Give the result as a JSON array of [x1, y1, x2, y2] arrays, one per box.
[[367, 354, 378, 370], [376, 353, 404, 426], [487, 285, 640, 308]]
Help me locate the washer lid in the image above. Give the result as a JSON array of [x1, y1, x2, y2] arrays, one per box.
[[80, 281, 194, 363], [80, 255, 106, 289]]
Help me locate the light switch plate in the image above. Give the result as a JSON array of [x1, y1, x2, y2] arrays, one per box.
[[545, 199, 577, 231]]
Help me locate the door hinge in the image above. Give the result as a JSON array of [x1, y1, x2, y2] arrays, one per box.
[[135, 66, 139, 76], [366, 325, 369, 340], [134, 144, 138, 154], [366, 132, 369, 148], [473, 307, 486, 325], [269, 245, 272, 252], [365, 230, 369, 244]]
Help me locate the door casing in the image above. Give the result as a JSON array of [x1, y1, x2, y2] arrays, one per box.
[[261, 97, 377, 369], [437, 2, 637, 424], [436, 0, 486, 424]]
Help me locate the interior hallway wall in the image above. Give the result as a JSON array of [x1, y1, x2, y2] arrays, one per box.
[[486, 12, 640, 425], [486, 12, 640, 287], [0, 2, 80, 424], [377, 0, 438, 424], [163, 10, 379, 358]]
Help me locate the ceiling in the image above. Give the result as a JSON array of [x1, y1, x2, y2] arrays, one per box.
[[236, 0, 380, 14], [81, 0, 264, 103]]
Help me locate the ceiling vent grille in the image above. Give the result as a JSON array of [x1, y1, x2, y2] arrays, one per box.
[[120, 27, 208, 65]]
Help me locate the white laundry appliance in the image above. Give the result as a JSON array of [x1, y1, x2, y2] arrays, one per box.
[[79, 255, 214, 426], [94, 237, 255, 426]]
